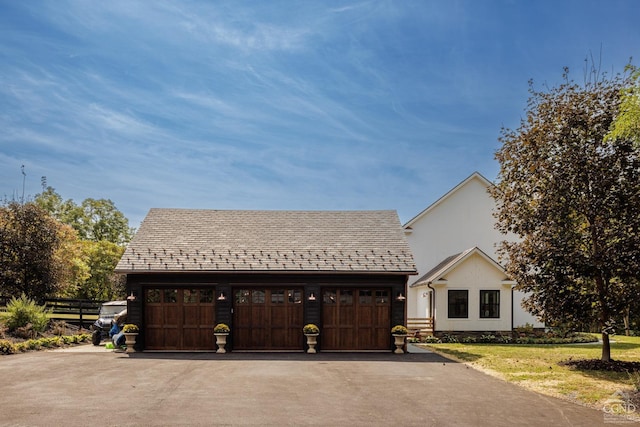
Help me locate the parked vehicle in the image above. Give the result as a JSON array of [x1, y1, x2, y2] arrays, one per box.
[[91, 300, 127, 345]]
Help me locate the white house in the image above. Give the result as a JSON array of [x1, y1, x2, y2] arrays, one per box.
[[403, 172, 543, 335]]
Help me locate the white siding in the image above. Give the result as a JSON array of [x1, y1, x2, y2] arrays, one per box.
[[432, 252, 512, 331], [405, 173, 543, 330]]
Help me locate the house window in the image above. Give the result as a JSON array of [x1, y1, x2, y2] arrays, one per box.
[[448, 290, 468, 318], [480, 290, 500, 318]]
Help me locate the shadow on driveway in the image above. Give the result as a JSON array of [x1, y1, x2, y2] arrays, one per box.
[[0, 343, 626, 426], [124, 350, 451, 363]]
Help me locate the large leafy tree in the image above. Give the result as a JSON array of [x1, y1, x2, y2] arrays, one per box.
[[0, 202, 74, 301], [34, 186, 131, 300], [74, 240, 125, 301], [607, 65, 640, 147], [35, 186, 134, 245], [491, 67, 640, 362]]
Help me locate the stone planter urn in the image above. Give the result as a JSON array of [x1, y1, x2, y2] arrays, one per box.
[[213, 323, 231, 353], [124, 333, 138, 353], [392, 334, 408, 354], [391, 325, 409, 354], [214, 333, 229, 353], [122, 324, 139, 353], [302, 324, 320, 353], [305, 334, 319, 353]]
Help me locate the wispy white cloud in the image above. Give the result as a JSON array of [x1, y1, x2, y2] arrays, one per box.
[[1, 1, 639, 227]]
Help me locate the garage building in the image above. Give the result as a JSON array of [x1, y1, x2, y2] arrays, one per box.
[[115, 209, 416, 352]]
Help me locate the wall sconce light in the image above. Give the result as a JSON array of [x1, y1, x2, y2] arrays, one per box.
[[217, 292, 227, 301], [308, 292, 317, 301], [396, 292, 406, 302], [126, 291, 136, 302]]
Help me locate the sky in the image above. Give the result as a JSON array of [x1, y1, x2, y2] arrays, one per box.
[[1, 1, 639, 229]]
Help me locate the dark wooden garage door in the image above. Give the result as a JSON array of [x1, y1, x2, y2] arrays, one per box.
[[233, 288, 303, 351], [322, 288, 390, 350], [145, 288, 215, 350]]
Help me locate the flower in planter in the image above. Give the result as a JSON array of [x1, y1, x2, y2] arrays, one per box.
[[303, 324, 319, 334], [214, 323, 230, 333], [122, 324, 139, 333], [391, 325, 408, 336]]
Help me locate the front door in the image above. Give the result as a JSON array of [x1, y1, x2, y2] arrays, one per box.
[[144, 288, 215, 350], [233, 288, 303, 350], [322, 288, 391, 350]]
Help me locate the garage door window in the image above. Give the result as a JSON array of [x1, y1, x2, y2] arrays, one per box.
[[200, 289, 214, 303], [164, 289, 177, 303], [323, 291, 337, 304], [236, 289, 250, 304], [340, 290, 353, 305], [184, 289, 198, 303], [271, 290, 285, 304], [359, 290, 372, 304], [252, 290, 265, 304], [288, 290, 302, 304], [147, 289, 161, 303], [375, 290, 389, 304]]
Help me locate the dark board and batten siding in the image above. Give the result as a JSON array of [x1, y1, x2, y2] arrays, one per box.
[[125, 273, 407, 352]]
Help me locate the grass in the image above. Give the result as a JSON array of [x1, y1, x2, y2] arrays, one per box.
[[422, 334, 640, 410]]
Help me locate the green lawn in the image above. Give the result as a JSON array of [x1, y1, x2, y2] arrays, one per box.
[[422, 335, 640, 408]]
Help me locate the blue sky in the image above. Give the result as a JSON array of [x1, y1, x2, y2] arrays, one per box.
[[1, 1, 639, 228]]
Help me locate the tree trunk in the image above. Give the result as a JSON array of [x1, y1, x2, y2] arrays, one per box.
[[594, 275, 611, 362], [623, 307, 630, 337], [601, 332, 611, 362]]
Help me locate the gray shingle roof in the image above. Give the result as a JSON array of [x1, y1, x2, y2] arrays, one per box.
[[115, 209, 417, 274]]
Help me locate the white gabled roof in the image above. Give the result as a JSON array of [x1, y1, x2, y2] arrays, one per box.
[[403, 171, 494, 229], [410, 246, 508, 288]]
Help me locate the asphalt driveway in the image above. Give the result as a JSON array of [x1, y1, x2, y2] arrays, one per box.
[[0, 344, 632, 426]]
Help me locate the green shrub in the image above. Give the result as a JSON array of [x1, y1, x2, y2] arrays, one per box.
[[440, 334, 459, 343], [13, 342, 27, 352], [479, 334, 496, 343], [0, 333, 101, 356], [0, 339, 15, 354], [4, 294, 50, 334]]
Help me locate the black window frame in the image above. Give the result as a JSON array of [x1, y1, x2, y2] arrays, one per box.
[[448, 289, 468, 319], [479, 290, 500, 319]]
